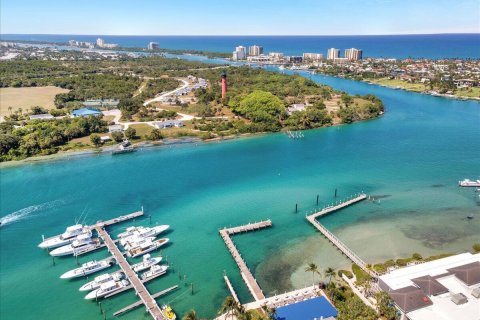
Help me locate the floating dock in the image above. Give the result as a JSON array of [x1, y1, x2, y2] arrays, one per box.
[[96, 226, 166, 320], [219, 220, 272, 301], [306, 193, 378, 278], [113, 285, 179, 317]]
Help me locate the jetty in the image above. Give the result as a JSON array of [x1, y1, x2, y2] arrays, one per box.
[[219, 220, 272, 301], [93, 209, 144, 229], [113, 285, 179, 317], [96, 226, 166, 320], [306, 193, 378, 278]]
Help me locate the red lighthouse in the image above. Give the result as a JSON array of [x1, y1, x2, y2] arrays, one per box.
[[221, 71, 227, 99]]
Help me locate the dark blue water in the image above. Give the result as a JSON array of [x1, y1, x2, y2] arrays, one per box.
[[2, 34, 480, 59]]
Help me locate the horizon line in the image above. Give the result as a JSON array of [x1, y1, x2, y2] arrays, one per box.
[[1, 32, 479, 37]]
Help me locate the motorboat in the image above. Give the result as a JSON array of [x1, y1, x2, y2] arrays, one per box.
[[132, 254, 162, 273], [459, 179, 480, 187], [84, 279, 130, 300], [162, 305, 176, 320], [118, 225, 169, 242], [39, 224, 90, 249], [49, 234, 101, 257], [127, 238, 169, 258], [60, 259, 115, 279], [141, 265, 168, 280], [122, 236, 156, 251], [79, 271, 124, 291]]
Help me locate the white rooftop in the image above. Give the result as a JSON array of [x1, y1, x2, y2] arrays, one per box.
[[379, 252, 480, 320], [380, 252, 480, 290], [407, 274, 480, 320]]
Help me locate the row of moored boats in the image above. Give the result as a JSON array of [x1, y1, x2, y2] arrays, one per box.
[[39, 223, 175, 319]]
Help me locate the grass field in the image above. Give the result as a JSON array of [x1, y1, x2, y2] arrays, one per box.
[[455, 87, 480, 98], [370, 78, 427, 92], [0, 86, 70, 116]]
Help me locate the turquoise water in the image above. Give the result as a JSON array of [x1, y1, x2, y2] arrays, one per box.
[[1, 73, 480, 319]]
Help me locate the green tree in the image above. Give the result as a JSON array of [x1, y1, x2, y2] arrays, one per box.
[[124, 127, 136, 140], [341, 93, 353, 107], [218, 296, 241, 320], [305, 262, 321, 286], [231, 90, 286, 125], [148, 128, 163, 141], [325, 267, 336, 283], [111, 131, 124, 142], [90, 134, 101, 147], [375, 292, 397, 320]]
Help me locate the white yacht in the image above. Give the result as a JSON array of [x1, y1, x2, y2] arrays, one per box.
[[122, 236, 156, 251], [118, 225, 169, 242], [127, 238, 169, 258], [141, 265, 168, 280], [459, 179, 480, 187], [60, 259, 115, 279], [38, 224, 90, 249], [79, 271, 124, 291], [132, 254, 162, 273], [49, 234, 100, 257], [84, 279, 130, 300]]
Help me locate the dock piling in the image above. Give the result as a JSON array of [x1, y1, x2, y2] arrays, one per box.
[[191, 283, 194, 295], [99, 302, 103, 315], [52, 256, 55, 266], [335, 188, 337, 198], [316, 195, 319, 205], [295, 203, 298, 213]]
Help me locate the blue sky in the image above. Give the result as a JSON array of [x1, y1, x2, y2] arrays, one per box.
[[1, 0, 479, 35]]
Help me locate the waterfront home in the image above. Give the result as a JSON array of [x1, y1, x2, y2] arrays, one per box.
[[379, 252, 480, 320], [287, 103, 306, 115], [153, 120, 184, 129], [29, 114, 54, 120], [72, 108, 102, 117]]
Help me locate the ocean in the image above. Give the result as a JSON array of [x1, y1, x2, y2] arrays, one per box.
[[1, 34, 480, 59], [1, 38, 480, 319]]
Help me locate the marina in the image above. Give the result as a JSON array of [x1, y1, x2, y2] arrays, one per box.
[[96, 225, 167, 319], [219, 220, 272, 301]]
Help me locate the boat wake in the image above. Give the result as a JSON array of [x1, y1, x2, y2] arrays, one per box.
[[1, 200, 64, 226]]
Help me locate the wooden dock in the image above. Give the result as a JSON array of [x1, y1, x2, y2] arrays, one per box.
[[96, 226, 166, 320], [113, 285, 179, 317], [219, 220, 272, 301], [306, 193, 378, 278]]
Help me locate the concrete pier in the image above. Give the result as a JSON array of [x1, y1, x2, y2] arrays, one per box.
[[96, 226, 166, 320], [306, 193, 378, 278]]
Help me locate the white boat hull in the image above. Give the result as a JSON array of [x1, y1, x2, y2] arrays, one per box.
[[132, 257, 162, 272], [60, 260, 114, 279]]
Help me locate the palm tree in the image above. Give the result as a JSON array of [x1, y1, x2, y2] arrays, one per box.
[[261, 304, 277, 319], [325, 267, 335, 283], [183, 310, 199, 320], [218, 296, 240, 320], [305, 262, 321, 286]]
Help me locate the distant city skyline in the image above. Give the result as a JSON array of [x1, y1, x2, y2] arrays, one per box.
[[1, 0, 479, 35]]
